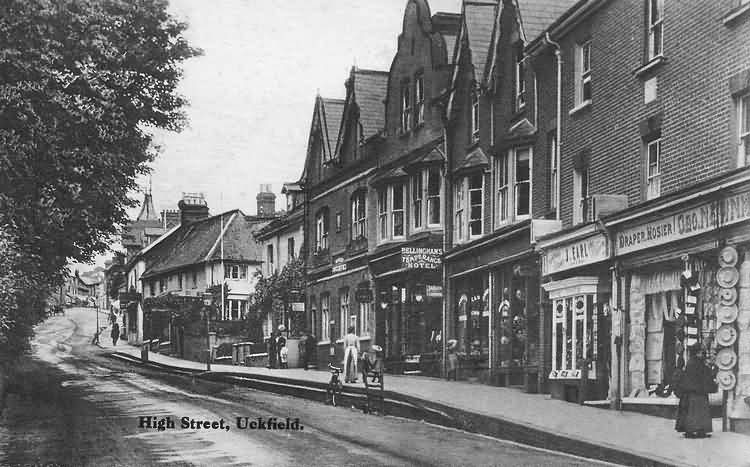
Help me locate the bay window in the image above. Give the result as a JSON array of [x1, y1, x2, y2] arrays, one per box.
[[350, 191, 367, 240], [378, 189, 388, 240], [514, 148, 531, 217], [454, 173, 484, 243], [225, 264, 247, 280], [225, 299, 246, 321], [392, 183, 405, 237], [412, 167, 442, 230], [494, 147, 531, 228], [377, 183, 406, 242]]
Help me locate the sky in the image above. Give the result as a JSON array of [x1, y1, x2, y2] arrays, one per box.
[[78, 0, 463, 271], [143, 0, 463, 216]]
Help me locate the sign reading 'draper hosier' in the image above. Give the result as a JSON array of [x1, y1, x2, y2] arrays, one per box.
[[616, 190, 750, 255], [401, 247, 442, 269], [542, 234, 608, 276]]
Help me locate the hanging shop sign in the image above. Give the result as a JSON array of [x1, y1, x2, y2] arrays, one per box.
[[401, 247, 442, 270], [355, 288, 373, 303], [542, 234, 609, 276], [291, 302, 305, 312], [331, 257, 347, 274], [426, 285, 443, 297], [614, 190, 750, 256]]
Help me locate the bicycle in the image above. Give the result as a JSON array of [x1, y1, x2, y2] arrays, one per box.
[[325, 363, 344, 406]]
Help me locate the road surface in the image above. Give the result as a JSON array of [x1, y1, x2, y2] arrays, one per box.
[[0, 307, 618, 466]]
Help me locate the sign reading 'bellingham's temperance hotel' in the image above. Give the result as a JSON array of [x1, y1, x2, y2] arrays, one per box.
[[616, 190, 750, 255]]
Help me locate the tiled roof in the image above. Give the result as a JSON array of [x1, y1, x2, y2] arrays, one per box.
[[141, 210, 265, 279], [404, 138, 445, 168], [353, 69, 388, 139], [320, 97, 345, 160], [370, 166, 408, 186], [464, 1, 499, 79], [515, 0, 578, 43]]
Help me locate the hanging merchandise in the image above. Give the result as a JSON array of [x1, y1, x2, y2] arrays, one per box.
[[716, 324, 739, 347], [717, 304, 739, 324], [717, 266, 740, 289], [716, 348, 738, 371], [720, 287, 738, 306], [717, 370, 737, 391], [719, 246, 739, 268]]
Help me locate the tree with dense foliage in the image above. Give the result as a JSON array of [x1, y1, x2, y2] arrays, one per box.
[[246, 258, 306, 342], [0, 0, 200, 364]]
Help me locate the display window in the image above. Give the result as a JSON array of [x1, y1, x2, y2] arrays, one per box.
[[551, 294, 597, 379], [494, 270, 531, 368], [454, 273, 489, 361]]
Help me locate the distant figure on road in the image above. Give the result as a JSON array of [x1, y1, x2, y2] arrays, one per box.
[[343, 326, 359, 383], [675, 344, 717, 438], [111, 322, 120, 347]]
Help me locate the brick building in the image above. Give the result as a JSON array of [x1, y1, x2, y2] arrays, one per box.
[[442, 0, 574, 389], [527, 0, 750, 429]]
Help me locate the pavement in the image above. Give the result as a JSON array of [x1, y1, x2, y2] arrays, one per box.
[[100, 328, 750, 467]]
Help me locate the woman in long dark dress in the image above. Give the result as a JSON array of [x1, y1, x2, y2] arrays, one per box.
[[675, 344, 717, 438]]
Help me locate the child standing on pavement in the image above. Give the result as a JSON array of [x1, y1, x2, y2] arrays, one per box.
[[279, 344, 289, 369]]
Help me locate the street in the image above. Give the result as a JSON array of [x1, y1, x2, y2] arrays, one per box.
[[0, 308, 617, 467]]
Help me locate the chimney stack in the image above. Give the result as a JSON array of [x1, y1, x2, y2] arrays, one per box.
[[256, 184, 276, 216], [178, 192, 209, 225]]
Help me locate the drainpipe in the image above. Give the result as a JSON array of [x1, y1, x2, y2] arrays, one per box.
[[544, 32, 562, 221]]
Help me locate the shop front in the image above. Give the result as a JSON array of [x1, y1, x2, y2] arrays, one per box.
[[607, 169, 750, 425], [538, 225, 612, 403], [370, 240, 443, 376], [445, 220, 560, 390]]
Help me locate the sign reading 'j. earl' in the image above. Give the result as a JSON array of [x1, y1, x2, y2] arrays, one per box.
[[542, 234, 608, 276], [616, 190, 750, 255], [401, 247, 442, 269]]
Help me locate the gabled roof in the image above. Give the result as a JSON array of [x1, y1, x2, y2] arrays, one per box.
[[463, 1, 499, 80], [299, 95, 345, 183], [454, 146, 489, 174], [140, 210, 266, 279], [334, 68, 389, 158], [515, 0, 578, 43]]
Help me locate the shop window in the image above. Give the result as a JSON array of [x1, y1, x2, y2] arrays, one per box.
[[648, 0, 664, 61], [315, 208, 329, 252], [550, 294, 598, 378], [738, 93, 750, 167], [321, 293, 330, 342], [339, 289, 350, 340], [350, 191, 367, 240], [646, 138, 661, 200], [454, 274, 490, 361], [359, 301, 371, 337]]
